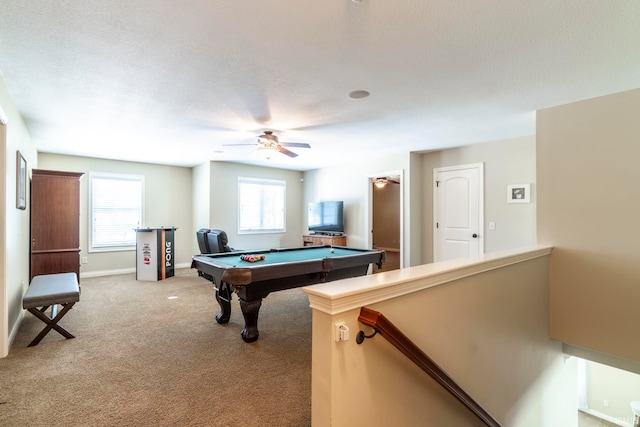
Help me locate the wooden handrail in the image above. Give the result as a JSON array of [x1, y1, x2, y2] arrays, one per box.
[[358, 307, 502, 427]]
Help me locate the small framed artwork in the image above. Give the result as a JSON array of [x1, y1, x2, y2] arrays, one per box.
[[16, 151, 27, 210], [507, 184, 530, 204]]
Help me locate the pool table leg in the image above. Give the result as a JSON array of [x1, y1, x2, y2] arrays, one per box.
[[238, 298, 262, 343], [214, 282, 232, 324]]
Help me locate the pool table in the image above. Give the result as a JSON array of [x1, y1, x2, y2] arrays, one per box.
[[191, 245, 385, 342]]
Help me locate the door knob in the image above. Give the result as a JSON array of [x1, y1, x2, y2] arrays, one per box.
[[472, 234, 478, 238]]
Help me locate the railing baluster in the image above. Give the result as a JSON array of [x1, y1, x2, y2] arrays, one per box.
[[358, 307, 502, 427]]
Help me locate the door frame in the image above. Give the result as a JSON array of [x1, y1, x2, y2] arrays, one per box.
[[365, 169, 404, 269], [433, 163, 484, 262]]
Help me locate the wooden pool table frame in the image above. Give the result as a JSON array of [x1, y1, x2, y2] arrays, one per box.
[[191, 245, 385, 342]]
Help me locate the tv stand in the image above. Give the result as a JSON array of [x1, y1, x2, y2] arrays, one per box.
[[303, 234, 346, 247]]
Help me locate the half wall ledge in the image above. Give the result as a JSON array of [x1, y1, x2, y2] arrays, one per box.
[[303, 245, 553, 315]]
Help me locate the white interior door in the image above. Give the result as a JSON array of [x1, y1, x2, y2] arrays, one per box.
[[433, 163, 484, 262]]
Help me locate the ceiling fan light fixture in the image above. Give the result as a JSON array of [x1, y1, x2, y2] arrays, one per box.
[[374, 178, 387, 188], [258, 130, 278, 144], [256, 146, 277, 160], [225, 130, 310, 159]]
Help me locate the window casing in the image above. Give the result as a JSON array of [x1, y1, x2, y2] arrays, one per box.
[[89, 172, 144, 252], [238, 177, 286, 234]]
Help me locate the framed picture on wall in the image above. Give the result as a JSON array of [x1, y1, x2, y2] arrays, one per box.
[[507, 184, 530, 204], [16, 151, 27, 210]]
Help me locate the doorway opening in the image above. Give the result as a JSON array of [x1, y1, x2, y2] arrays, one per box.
[[576, 357, 640, 426], [366, 171, 403, 272]]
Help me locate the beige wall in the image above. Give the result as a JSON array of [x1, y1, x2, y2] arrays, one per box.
[[537, 88, 640, 364], [408, 152, 424, 266], [585, 360, 640, 422], [421, 135, 537, 263], [208, 161, 305, 251], [32, 157, 306, 274], [302, 139, 537, 268], [303, 152, 415, 263], [0, 74, 38, 356], [38, 153, 193, 275], [306, 248, 575, 426], [192, 162, 211, 254]]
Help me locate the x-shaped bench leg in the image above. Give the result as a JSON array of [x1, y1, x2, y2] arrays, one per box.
[[27, 302, 76, 347]]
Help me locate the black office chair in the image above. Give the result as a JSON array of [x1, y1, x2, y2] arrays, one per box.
[[195, 228, 236, 254], [206, 229, 235, 253], [196, 228, 211, 254], [195, 228, 236, 282]]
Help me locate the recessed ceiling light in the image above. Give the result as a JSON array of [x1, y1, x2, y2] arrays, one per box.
[[348, 90, 370, 99]]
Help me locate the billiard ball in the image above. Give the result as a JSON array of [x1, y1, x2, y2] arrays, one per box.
[[330, 248, 335, 253]]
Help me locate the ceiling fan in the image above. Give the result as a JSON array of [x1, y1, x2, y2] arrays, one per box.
[[223, 130, 311, 159], [373, 177, 400, 188]]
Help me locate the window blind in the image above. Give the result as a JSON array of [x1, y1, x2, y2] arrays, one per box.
[[89, 172, 144, 251], [238, 177, 285, 233]]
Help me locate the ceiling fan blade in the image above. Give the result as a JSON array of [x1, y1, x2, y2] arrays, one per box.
[[277, 146, 298, 158], [222, 143, 258, 146], [280, 142, 311, 148]]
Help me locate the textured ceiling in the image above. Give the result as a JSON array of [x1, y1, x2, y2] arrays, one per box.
[[1, 1, 639, 171]]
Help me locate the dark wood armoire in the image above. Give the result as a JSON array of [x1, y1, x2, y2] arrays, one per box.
[[30, 169, 84, 282]]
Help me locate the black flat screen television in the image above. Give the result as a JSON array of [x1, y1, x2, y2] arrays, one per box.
[[308, 201, 344, 234]]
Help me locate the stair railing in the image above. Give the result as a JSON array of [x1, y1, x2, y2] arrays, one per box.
[[357, 307, 502, 427]]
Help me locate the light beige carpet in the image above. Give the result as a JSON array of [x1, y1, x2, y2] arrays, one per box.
[[0, 269, 311, 427]]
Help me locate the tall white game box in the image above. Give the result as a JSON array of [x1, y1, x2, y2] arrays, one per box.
[[135, 227, 177, 281]]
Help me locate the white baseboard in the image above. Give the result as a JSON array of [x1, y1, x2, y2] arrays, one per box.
[[80, 267, 135, 278], [79, 263, 192, 279], [8, 309, 26, 351], [579, 407, 632, 427]]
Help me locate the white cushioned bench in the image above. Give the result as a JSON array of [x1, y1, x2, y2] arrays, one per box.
[[23, 272, 80, 347]]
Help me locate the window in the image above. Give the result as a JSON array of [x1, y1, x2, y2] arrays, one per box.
[[238, 177, 285, 234], [89, 172, 144, 251]]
